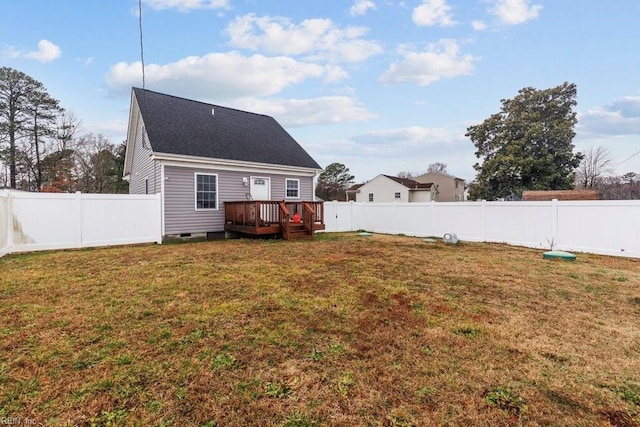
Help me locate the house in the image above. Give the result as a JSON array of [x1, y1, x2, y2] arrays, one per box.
[[414, 172, 466, 202], [349, 174, 437, 203], [123, 88, 324, 239], [345, 183, 363, 201]]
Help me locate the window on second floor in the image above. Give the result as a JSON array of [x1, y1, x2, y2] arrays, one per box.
[[368, 193, 374, 202]]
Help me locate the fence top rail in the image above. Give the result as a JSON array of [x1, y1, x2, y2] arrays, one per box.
[[2, 191, 160, 200], [325, 200, 640, 207]]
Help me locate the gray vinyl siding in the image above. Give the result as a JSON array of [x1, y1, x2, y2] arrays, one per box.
[[163, 165, 314, 235], [129, 113, 160, 195]]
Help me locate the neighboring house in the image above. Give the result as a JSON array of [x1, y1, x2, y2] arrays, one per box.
[[345, 183, 363, 201], [123, 88, 322, 237], [350, 174, 437, 203], [414, 172, 466, 202]]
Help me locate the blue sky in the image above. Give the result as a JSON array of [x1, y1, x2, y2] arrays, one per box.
[[2, 0, 639, 182]]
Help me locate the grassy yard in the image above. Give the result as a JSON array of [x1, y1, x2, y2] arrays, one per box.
[[1, 233, 639, 426]]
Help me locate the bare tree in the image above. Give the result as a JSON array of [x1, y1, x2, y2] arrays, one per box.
[[55, 110, 80, 151], [73, 133, 120, 193], [427, 162, 448, 174], [576, 146, 613, 188], [397, 171, 415, 179], [598, 172, 640, 200]]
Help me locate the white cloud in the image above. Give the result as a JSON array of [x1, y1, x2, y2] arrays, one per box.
[[472, 20, 487, 31], [76, 56, 94, 66], [353, 126, 459, 146], [143, 0, 228, 12], [412, 0, 456, 27], [343, 126, 474, 178], [1, 45, 21, 59], [234, 96, 376, 127], [489, 0, 542, 25], [350, 0, 376, 16], [24, 39, 62, 63], [86, 119, 129, 139], [226, 14, 383, 63], [380, 39, 476, 86], [578, 96, 640, 137], [105, 52, 344, 99]]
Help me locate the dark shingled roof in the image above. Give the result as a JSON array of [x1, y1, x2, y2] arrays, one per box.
[[382, 175, 433, 189], [133, 88, 321, 169]]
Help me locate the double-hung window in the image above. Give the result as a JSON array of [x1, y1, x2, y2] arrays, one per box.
[[195, 173, 217, 210], [286, 179, 300, 198]]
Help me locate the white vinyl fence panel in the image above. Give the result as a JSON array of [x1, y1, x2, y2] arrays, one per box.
[[323, 200, 640, 258], [0, 191, 9, 257], [1, 191, 161, 255]]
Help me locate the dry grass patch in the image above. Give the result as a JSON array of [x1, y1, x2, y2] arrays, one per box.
[[1, 233, 639, 426]]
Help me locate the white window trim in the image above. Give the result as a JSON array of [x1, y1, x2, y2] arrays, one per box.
[[368, 193, 374, 202], [194, 172, 218, 211], [285, 178, 300, 199]]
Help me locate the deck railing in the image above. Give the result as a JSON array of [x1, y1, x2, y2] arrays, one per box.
[[224, 200, 281, 227], [278, 201, 291, 240], [302, 202, 315, 237], [224, 200, 325, 238]]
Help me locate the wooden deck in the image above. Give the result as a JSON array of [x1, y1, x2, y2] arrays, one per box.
[[224, 200, 325, 240]]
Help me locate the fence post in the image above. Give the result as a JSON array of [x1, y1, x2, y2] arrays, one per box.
[[348, 201, 354, 231], [156, 193, 163, 244], [429, 201, 435, 237], [551, 199, 558, 248], [481, 200, 487, 242], [7, 191, 14, 254], [74, 191, 83, 248]]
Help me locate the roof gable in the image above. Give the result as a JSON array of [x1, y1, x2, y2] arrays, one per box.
[[132, 88, 321, 170]]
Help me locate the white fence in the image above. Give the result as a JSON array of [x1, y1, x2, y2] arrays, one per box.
[[323, 200, 640, 258], [0, 190, 162, 256]]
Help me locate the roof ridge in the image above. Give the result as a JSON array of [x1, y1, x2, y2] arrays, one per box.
[[132, 87, 272, 119]]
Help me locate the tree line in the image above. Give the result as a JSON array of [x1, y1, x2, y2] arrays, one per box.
[[0, 67, 128, 193]]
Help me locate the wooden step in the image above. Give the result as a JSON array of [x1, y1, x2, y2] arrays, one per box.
[[284, 222, 313, 240]]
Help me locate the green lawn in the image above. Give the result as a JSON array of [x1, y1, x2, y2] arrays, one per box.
[[1, 233, 639, 426]]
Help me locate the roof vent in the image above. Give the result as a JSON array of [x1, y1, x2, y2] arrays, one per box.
[[211, 108, 215, 116]]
